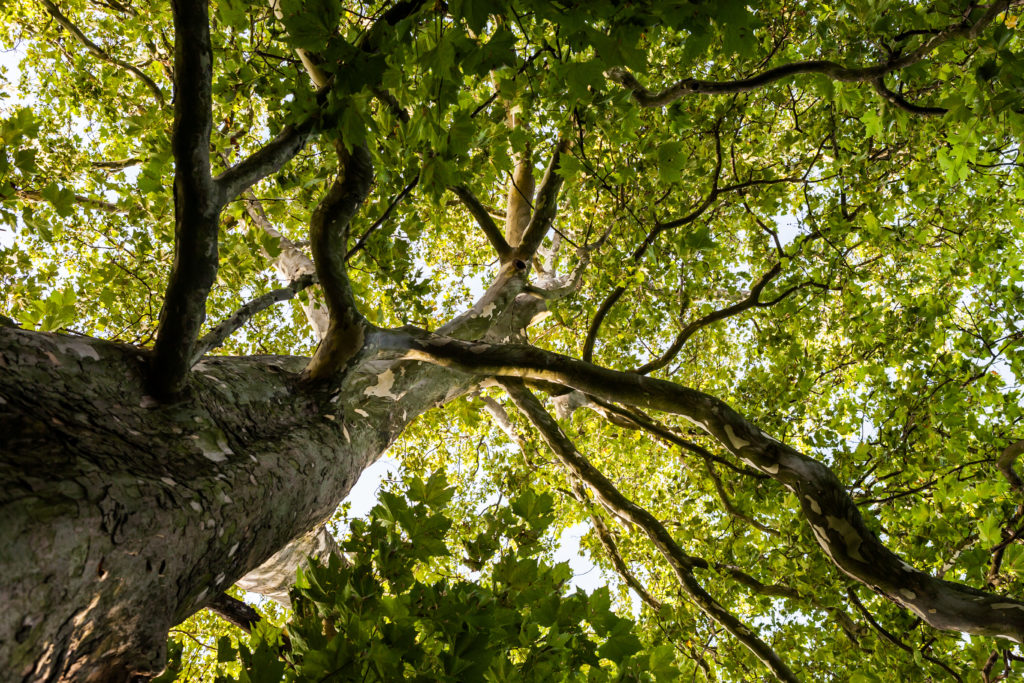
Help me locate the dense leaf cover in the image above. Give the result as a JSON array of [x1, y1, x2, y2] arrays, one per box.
[[2, 0, 1024, 680], [183, 473, 673, 682]]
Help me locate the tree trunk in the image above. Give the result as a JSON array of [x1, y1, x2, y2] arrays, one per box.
[[0, 326, 461, 681]]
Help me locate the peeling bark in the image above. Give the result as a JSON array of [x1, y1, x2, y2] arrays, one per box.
[[0, 326, 465, 680]]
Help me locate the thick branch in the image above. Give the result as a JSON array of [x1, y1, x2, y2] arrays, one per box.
[[216, 123, 316, 201], [206, 593, 261, 633], [451, 185, 513, 260], [502, 380, 798, 682], [480, 395, 522, 445], [516, 139, 570, 259], [302, 144, 374, 381], [504, 131, 534, 247], [383, 331, 1024, 643], [38, 0, 164, 103], [151, 0, 221, 398], [191, 274, 316, 364], [606, 1, 1010, 108], [236, 526, 343, 606]]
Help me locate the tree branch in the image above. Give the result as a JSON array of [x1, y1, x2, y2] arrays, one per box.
[[228, 0, 427, 207], [556, 390, 769, 479], [381, 331, 1024, 643], [714, 564, 864, 644], [504, 132, 534, 248], [347, 175, 419, 260], [238, 189, 329, 340], [14, 188, 120, 213], [216, 123, 316, 202], [191, 274, 316, 364], [606, 1, 1010, 108], [516, 138, 570, 259], [871, 78, 948, 116], [702, 457, 780, 536], [997, 438, 1024, 492], [302, 144, 374, 381], [206, 592, 261, 633], [846, 588, 963, 681], [582, 129, 724, 363], [151, 0, 222, 398], [451, 185, 513, 261], [534, 251, 590, 301], [38, 0, 164, 103], [92, 157, 142, 170], [632, 262, 785, 375], [571, 483, 664, 611], [502, 379, 799, 682]]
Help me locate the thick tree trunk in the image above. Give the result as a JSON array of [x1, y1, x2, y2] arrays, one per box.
[[0, 326, 461, 681]]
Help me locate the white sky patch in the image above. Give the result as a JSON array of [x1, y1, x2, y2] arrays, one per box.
[[774, 212, 801, 245], [342, 455, 402, 521], [0, 41, 31, 105], [552, 521, 605, 595]]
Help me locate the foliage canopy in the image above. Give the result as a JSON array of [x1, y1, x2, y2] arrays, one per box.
[[2, 0, 1024, 680]]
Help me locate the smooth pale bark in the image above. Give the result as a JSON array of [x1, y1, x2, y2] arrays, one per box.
[[235, 526, 341, 606], [0, 326, 463, 681]]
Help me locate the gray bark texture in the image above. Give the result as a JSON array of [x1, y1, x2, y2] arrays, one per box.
[[0, 325, 461, 681]]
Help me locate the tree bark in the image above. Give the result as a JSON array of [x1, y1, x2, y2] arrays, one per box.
[[0, 326, 463, 681]]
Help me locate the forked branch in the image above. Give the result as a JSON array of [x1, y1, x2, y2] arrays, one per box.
[[517, 139, 570, 259], [582, 129, 724, 363], [632, 262, 787, 375], [151, 0, 221, 398]]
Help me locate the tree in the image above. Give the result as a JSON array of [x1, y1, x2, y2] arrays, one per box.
[[1, 0, 1023, 679]]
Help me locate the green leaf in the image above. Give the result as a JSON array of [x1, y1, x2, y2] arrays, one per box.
[[278, 0, 342, 51], [656, 141, 686, 183], [217, 635, 236, 663]]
